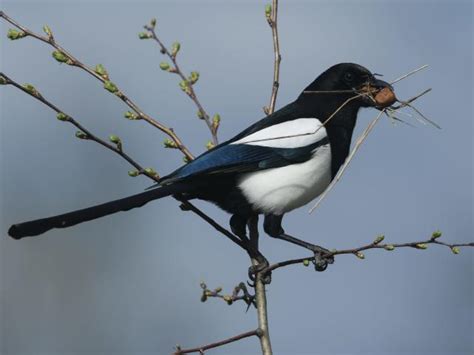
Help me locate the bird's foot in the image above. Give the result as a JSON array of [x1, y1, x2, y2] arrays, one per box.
[[248, 255, 271, 285], [309, 245, 335, 272]]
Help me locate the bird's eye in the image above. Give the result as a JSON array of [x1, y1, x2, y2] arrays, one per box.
[[344, 72, 354, 82]]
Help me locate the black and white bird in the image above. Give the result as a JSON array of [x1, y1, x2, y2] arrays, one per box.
[[8, 63, 392, 267]]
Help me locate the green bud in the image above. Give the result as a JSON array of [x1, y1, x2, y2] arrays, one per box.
[[109, 135, 121, 144], [42, 25, 52, 37], [189, 71, 199, 84], [431, 230, 442, 239], [23, 83, 38, 96], [163, 138, 178, 149], [94, 64, 109, 79], [7, 29, 26, 40], [75, 130, 88, 139], [56, 112, 69, 121], [212, 114, 221, 133], [451, 246, 460, 255], [183, 156, 191, 164], [138, 32, 151, 39], [103, 80, 118, 93], [150, 18, 157, 27], [0, 75, 7, 85], [384, 244, 395, 251], [197, 110, 205, 119], [144, 167, 158, 176], [179, 80, 190, 94], [303, 259, 310, 267], [373, 235, 385, 244], [214, 287, 222, 293], [128, 170, 140, 177], [159, 62, 171, 71], [124, 111, 139, 120], [265, 4, 272, 18], [52, 50, 69, 63], [206, 141, 214, 150], [223, 295, 233, 305], [415, 243, 428, 250], [356, 252, 365, 260], [171, 42, 181, 57]]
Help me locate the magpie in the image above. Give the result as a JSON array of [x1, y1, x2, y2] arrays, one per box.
[[8, 63, 392, 268]]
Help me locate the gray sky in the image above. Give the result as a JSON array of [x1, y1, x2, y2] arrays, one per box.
[[1, 1, 473, 354]]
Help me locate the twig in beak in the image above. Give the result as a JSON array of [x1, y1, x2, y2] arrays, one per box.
[[403, 102, 441, 129], [385, 109, 416, 127], [390, 64, 429, 85], [309, 109, 385, 214]]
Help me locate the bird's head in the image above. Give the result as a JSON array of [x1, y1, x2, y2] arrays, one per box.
[[298, 63, 396, 122]]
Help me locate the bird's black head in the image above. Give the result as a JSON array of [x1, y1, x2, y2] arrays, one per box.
[[297, 63, 394, 125]]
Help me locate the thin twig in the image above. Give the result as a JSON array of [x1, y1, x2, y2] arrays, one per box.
[[390, 64, 428, 85], [0, 11, 194, 160], [174, 329, 261, 355], [309, 109, 385, 213], [264, 0, 281, 115], [144, 23, 218, 145], [199, 281, 255, 308], [264, 233, 474, 274]]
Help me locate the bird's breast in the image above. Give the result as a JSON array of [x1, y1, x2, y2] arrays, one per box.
[[237, 144, 332, 215]]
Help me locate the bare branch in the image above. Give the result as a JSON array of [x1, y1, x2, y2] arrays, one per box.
[[174, 329, 261, 355], [263, 0, 281, 115], [144, 21, 219, 146], [0, 11, 194, 161], [199, 281, 255, 307], [264, 232, 474, 274]]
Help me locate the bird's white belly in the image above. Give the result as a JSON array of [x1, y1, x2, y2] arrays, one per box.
[[238, 144, 332, 215]]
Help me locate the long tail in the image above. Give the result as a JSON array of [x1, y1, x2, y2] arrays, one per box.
[[8, 183, 190, 240]]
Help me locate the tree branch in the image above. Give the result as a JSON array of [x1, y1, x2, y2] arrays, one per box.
[[264, 231, 474, 274], [142, 20, 219, 146], [174, 329, 262, 355], [264, 0, 281, 115], [0, 11, 194, 161]]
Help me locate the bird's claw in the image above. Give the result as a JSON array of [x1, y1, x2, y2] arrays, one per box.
[[248, 257, 272, 285], [311, 246, 335, 272]]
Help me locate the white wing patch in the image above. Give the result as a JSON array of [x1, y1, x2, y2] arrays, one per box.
[[232, 118, 327, 149]]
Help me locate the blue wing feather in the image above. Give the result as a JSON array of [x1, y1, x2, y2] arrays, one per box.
[[160, 138, 329, 184]]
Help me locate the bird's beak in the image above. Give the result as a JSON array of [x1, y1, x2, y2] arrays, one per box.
[[361, 78, 397, 109]]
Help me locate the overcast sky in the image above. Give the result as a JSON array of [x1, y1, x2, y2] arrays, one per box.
[[1, 1, 473, 354]]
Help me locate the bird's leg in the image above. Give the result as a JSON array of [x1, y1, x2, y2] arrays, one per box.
[[264, 214, 334, 271], [247, 215, 271, 284]]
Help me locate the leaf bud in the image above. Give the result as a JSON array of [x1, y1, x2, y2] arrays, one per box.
[[373, 235, 385, 244], [124, 111, 139, 120], [431, 230, 442, 239], [109, 135, 121, 144], [7, 29, 26, 40], [138, 32, 151, 39], [56, 112, 69, 121], [75, 130, 88, 139], [52, 50, 69, 63], [103, 80, 118, 93], [159, 62, 171, 71], [163, 138, 178, 149], [128, 170, 140, 177], [171, 42, 181, 57], [384, 244, 395, 251]]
